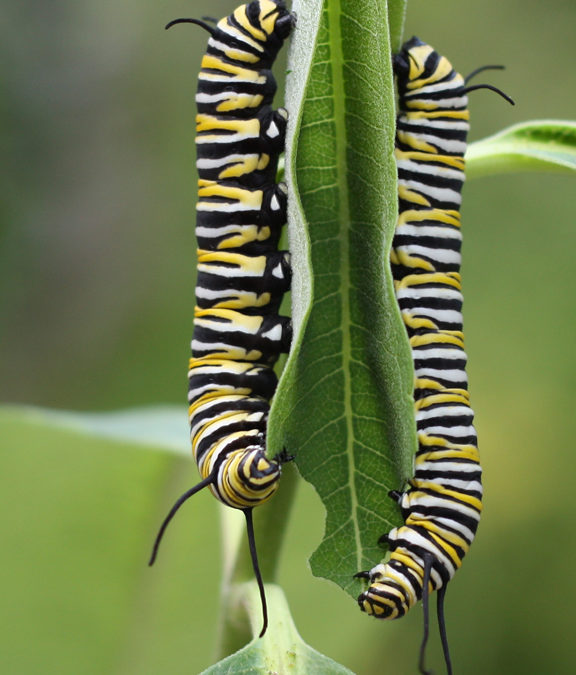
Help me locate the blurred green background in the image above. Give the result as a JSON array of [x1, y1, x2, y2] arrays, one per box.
[[1, 0, 575, 673]]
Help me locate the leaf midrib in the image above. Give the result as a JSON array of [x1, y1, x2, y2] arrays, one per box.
[[328, 0, 362, 568]]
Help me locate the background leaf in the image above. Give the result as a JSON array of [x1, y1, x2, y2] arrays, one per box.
[[275, 0, 417, 599], [10, 405, 190, 454], [466, 120, 576, 178], [0, 405, 213, 675]]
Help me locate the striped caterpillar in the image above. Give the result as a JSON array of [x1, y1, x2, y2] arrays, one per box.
[[150, 0, 295, 637], [356, 37, 512, 674]]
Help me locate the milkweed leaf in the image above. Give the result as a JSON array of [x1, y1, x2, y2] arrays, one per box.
[[0, 405, 214, 675], [270, 0, 416, 598], [388, 0, 407, 52], [466, 120, 576, 178], [3, 404, 190, 454]]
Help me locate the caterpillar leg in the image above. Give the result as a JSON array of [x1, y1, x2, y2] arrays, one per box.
[[259, 107, 289, 152], [356, 528, 396, 578], [262, 182, 288, 225], [274, 447, 295, 464]]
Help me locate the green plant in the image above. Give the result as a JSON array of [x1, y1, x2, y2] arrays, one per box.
[[3, 1, 576, 673]]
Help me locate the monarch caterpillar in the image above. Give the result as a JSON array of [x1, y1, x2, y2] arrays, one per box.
[[149, 0, 295, 637], [356, 38, 513, 674]]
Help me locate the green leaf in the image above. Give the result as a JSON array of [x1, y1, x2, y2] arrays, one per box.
[[388, 0, 407, 52], [202, 585, 355, 675], [466, 120, 576, 178], [0, 405, 218, 675], [5, 404, 190, 454], [272, 0, 417, 599]]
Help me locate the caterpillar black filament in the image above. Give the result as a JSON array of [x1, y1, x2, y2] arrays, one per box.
[[150, 0, 295, 637], [356, 38, 512, 674]]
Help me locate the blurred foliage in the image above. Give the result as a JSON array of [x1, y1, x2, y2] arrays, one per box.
[[467, 120, 576, 177], [2, 0, 576, 674]]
